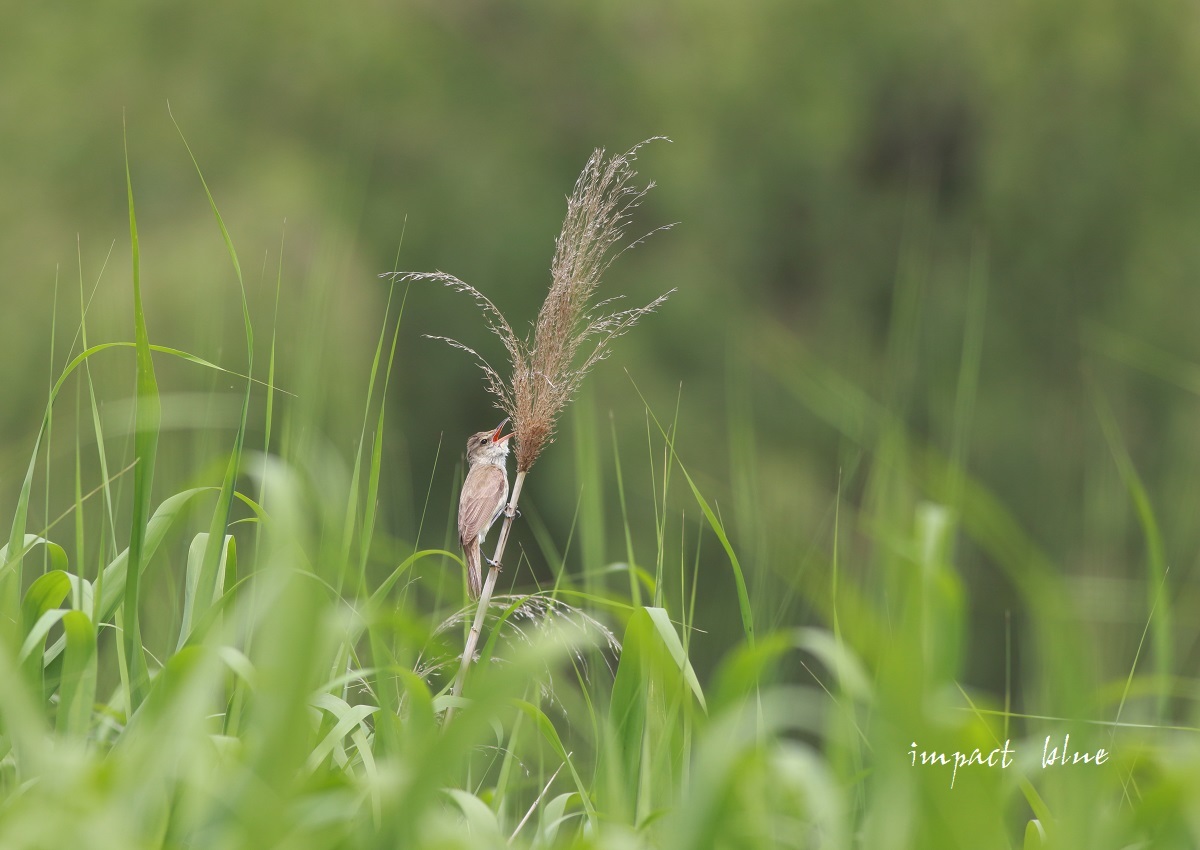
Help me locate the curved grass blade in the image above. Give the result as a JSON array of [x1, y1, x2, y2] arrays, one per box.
[[1, 536, 68, 579], [15, 561, 73, 702]]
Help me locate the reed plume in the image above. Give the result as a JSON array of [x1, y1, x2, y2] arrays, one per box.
[[416, 137, 674, 473]]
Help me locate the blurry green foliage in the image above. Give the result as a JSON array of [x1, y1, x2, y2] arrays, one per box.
[[2, 6, 1200, 845]]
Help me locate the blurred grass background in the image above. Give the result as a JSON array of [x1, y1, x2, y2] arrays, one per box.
[[3, 0, 1200, 847]]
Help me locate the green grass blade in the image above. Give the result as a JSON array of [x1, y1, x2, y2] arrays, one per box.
[[305, 693, 380, 774], [11, 561, 69, 715], [357, 279, 409, 596], [444, 789, 505, 844], [169, 105, 247, 309], [573, 390, 607, 587], [644, 607, 706, 712], [77, 239, 120, 565], [178, 533, 234, 648], [0, 633, 50, 776], [171, 112, 255, 644], [43, 272, 59, 577], [512, 699, 597, 822], [122, 120, 160, 710], [3, 427, 47, 645], [95, 487, 213, 629], [57, 610, 97, 737], [21, 569, 72, 637], [366, 548, 460, 610], [2, 536, 68, 579], [610, 413, 642, 607], [1090, 385, 1171, 718], [628, 376, 754, 643], [19, 609, 71, 667]]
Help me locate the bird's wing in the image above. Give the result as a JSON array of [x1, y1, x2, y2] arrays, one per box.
[[458, 465, 507, 541]]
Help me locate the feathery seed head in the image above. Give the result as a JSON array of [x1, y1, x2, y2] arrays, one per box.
[[396, 138, 675, 473]]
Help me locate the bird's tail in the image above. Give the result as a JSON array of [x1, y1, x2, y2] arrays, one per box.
[[464, 538, 483, 600]]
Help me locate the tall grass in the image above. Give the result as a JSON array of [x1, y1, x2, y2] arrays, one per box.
[[0, 142, 1194, 850]]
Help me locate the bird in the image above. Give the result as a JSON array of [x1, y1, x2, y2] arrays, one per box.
[[458, 418, 513, 600]]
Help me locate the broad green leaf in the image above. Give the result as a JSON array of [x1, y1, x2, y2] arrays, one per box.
[[21, 570, 72, 636]]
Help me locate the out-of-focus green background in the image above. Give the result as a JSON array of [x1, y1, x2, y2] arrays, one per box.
[[4, 0, 1200, 699]]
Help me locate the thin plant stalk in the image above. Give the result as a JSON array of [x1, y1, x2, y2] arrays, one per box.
[[447, 470, 526, 718]]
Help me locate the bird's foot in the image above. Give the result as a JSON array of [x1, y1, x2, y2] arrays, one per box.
[[504, 505, 521, 519], [486, 556, 503, 571]]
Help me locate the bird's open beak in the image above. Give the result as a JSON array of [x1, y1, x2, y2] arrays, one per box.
[[492, 418, 513, 443]]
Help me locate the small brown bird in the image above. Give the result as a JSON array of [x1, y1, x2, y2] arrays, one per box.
[[458, 419, 513, 599]]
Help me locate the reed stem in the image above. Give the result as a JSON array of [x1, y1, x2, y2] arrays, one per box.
[[445, 469, 527, 722]]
